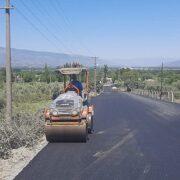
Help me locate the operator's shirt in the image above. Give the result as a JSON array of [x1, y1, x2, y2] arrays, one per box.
[[71, 80, 83, 96]]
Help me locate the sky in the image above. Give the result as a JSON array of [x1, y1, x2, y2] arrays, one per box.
[[0, 0, 180, 66]]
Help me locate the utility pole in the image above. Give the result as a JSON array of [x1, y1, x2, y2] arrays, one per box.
[[50, 71, 52, 83], [92, 57, 97, 95], [160, 62, 163, 100], [0, 0, 13, 122]]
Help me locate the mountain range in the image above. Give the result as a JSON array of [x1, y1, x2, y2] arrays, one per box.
[[0, 47, 100, 68], [0, 47, 180, 68], [164, 60, 180, 67]]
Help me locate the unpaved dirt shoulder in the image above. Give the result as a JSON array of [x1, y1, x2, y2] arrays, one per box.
[[0, 136, 47, 180]]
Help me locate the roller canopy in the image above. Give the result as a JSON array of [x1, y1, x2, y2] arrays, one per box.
[[58, 67, 88, 75]]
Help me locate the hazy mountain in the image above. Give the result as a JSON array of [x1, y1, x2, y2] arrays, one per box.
[[164, 60, 180, 67], [1, 47, 180, 68], [0, 47, 102, 68]]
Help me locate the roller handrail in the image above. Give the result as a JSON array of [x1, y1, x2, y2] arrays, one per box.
[[64, 83, 80, 95]]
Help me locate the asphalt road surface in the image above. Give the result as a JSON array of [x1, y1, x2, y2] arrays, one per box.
[[15, 87, 180, 180]]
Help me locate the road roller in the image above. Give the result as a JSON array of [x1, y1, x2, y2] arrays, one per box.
[[44, 66, 94, 142]]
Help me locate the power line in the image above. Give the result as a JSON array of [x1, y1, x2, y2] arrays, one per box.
[[53, 0, 72, 29], [20, 0, 73, 54], [30, 0, 78, 55], [52, 0, 95, 56], [31, 0, 68, 35], [15, 7, 63, 53], [50, 0, 88, 55], [20, 0, 95, 57]]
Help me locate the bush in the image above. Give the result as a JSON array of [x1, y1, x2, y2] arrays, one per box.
[[0, 110, 44, 159], [0, 82, 64, 159], [0, 97, 5, 110], [173, 80, 180, 90], [0, 90, 5, 110], [12, 82, 63, 103]]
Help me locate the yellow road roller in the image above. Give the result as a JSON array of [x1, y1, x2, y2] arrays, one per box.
[[44, 66, 94, 142]]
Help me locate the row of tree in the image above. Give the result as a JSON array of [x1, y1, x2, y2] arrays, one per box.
[[1, 64, 180, 92], [100, 65, 180, 92], [0, 65, 63, 84]]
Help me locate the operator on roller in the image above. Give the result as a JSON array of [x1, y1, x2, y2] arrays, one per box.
[[70, 74, 83, 97]]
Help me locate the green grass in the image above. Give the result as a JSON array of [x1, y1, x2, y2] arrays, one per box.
[[13, 100, 52, 114]]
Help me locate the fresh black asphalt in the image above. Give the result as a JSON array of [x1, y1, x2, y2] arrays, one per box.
[[15, 87, 180, 180]]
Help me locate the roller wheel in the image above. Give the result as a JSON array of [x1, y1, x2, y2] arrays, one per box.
[[45, 121, 88, 142], [87, 114, 94, 134]]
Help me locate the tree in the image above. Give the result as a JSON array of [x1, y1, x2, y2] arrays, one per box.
[[42, 64, 50, 83], [120, 68, 139, 90], [111, 69, 119, 83], [103, 64, 108, 82], [0, 68, 6, 84]]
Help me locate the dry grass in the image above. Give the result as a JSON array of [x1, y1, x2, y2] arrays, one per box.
[[0, 110, 44, 159], [0, 82, 63, 159]]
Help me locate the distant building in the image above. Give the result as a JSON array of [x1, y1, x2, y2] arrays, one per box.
[[106, 77, 112, 84]]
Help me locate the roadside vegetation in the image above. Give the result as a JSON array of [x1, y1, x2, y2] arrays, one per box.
[[0, 66, 64, 159], [100, 65, 180, 102], [0, 82, 63, 159], [0, 64, 98, 159]]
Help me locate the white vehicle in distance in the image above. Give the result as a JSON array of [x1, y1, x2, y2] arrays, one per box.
[[112, 86, 117, 90]]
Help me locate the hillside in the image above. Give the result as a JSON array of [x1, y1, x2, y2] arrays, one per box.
[[0, 47, 94, 68], [1, 47, 180, 68], [164, 60, 180, 67]]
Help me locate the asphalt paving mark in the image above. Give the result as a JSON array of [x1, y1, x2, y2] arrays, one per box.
[[96, 131, 106, 134], [143, 164, 151, 174], [73, 130, 136, 180], [92, 130, 136, 162]]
